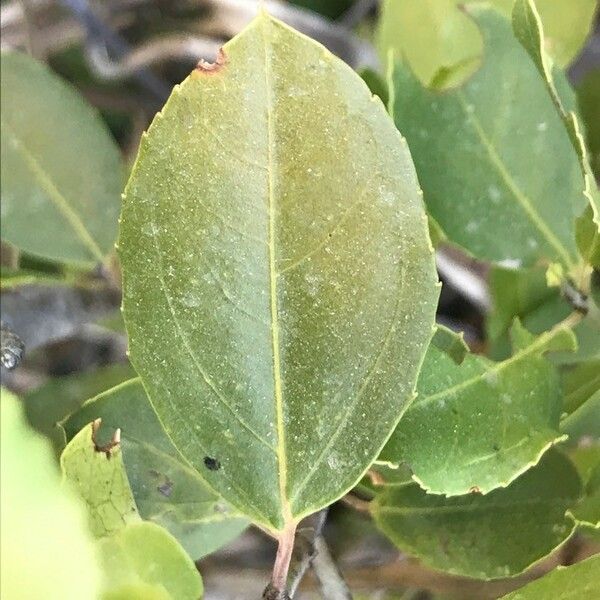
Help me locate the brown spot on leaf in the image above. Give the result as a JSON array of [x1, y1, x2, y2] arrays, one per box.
[[194, 48, 228, 75], [91, 419, 121, 459], [469, 486, 481, 494]]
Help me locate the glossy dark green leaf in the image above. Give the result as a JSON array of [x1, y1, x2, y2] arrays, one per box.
[[372, 450, 582, 579], [63, 379, 248, 559], [380, 322, 576, 496], [0, 52, 122, 267], [119, 13, 438, 532], [500, 554, 600, 599], [388, 6, 586, 268]]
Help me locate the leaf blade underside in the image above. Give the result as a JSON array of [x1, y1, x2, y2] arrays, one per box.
[[119, 13, 439, 532]]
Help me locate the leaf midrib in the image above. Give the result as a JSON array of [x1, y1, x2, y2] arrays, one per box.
[[455, 91, 574, 268], [410, 322, 571, 410], [1, 118, 104, 262], [261, 17, 291, 525]]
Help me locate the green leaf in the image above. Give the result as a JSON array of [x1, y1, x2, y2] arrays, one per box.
[[377, 0, 597, 88], [61, 419, 140, 537], [0, 52, 122, 267], [431, 324, 469, 364], [487, 265, 570, 344], [562, 360, 600, 414], [371, 449, 582, 579], [512, 0, 600, 239], [500, 553, 600, 599], [388, 5, 586, 268], [119, 13, 438, 532], [63, 379, 248, 559], [380, 322, 575, 496], [0, 388, 101, 599], [378, 0, 483, 88], [98, 522, 203, 600], [577, 71, 600, 180], [569, 459, 600, 530], [24, 364, 134, 453], [561, 391, 600, 445]]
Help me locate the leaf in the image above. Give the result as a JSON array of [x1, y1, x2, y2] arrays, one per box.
[[24, 364, 134, 453], [119, 13, 439, 532], [0, 388, 101, 599], [378, 0, 483, 88], [561, 391, 600, 446], [380, 322, 576, 496], [499, 554, 600, 599], [63, 379, 248, 559], [512, 0, 600, 237], [377, 0, 597, 88], [487, 265, 570, 344], [97, 522, 203, 600], [388, 5, 586, 268], [431, 324, 469, 364], [577, 71, 600, 180], [562, 360, 600, 414], [569, 459, 600, 530], [371, 449, 582, 579], [61, 420, 140, 537], [0, 52, 122, 267]]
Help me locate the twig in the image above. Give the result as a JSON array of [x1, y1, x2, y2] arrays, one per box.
[[338, 0, 379, 29], [312, 536, 353, 600], [58, 0, 171, 101], [288, 510, 328, 597], [340, 493, 371, 513], [561, 280, 588, 314]]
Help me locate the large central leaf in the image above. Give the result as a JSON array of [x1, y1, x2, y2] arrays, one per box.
[[119, 13, 438, 532]]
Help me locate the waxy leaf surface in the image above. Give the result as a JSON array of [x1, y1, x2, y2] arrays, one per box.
[[388, 6, 586, 268], [380, 323, 575, 496], [64, 379, 248, 559], [119, 13, 438, 532], [0, 52, 122, 266], [372, 450, 582, 579]]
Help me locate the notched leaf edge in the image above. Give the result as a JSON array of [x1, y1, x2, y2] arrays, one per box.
[[91, 418, 121, 459], [194, 48, 228, 75]]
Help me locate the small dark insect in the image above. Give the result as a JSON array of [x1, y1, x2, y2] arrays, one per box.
[[204, 456, 221, 471]]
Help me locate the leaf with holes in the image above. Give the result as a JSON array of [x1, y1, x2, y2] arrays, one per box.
[[118, 12, 439, 534], [61, 420, 140, 537], [0, 52, 122, 267], [388, 5, 586, 269], [62, 379, 248, 559], [379, 321, 575, 496]]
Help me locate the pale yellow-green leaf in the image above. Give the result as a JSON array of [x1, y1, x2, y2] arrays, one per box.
[[0, 388, 101, 600], [61, 420, 140, 537]]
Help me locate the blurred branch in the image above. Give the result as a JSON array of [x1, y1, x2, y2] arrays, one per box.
[[312, 536, 352, 600], [338, 0, 379, 29], [2, 0, 379, 71]]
